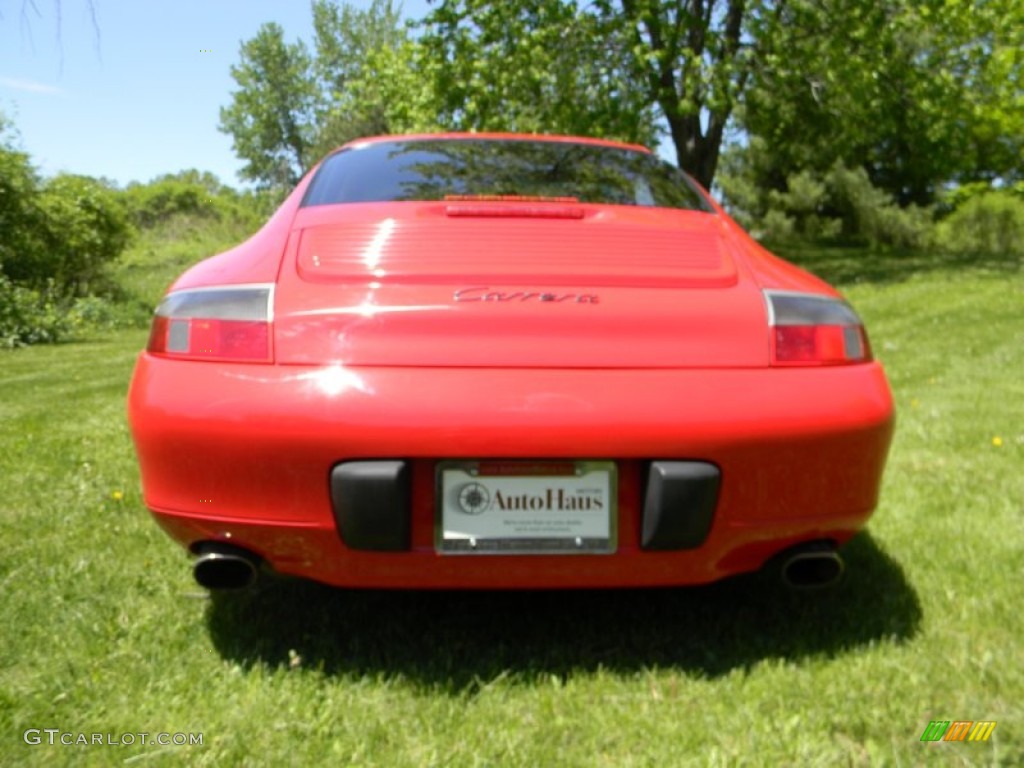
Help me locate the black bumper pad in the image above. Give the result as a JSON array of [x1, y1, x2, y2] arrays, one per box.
[[641, 461, 720, 551], [330, 461, 411, 551]]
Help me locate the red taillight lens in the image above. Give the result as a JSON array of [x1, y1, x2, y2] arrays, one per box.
[[766, 291, 872, 366], [147, 285, 273, 363]]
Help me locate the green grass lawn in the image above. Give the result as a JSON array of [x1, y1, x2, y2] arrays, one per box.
[[1, 244, 1021, 766]]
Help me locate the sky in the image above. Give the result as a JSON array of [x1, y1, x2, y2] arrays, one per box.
[[0, 0, 430, 188]]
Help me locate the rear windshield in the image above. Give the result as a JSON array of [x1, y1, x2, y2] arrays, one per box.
[[301, 138, 712, 212]]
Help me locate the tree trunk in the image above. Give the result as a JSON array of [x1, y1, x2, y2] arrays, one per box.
[[668, 111, 726, 190], [624, 0, 748, 189]]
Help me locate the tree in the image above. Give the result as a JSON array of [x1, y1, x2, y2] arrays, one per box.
[[420, 0, 659, 148], [308, 0, 439, 157], [219, 22, 318, 190], [736, 0, 1024, 206], [0, 114, 43, 280], [219, 1, 438, 188], [421, 1, 781, 188], [34, 174, 132, 296], [312, 0, 405, 101], [609, 0, 770, 188], [223, 0, 1021, 199], [1, 116, 131, 296]]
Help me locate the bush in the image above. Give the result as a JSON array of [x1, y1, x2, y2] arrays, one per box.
[[824, 163, 934, 250], [0, 280, 154, 348], [759, 209, 795, 241], [936, 191, 1024, 256], [717, 139, 939, 249], [121, 171, 265, 232], [721, 153, 936, 249], [0, 133, 44, 278], [67, 295, 153, 333], [0, 115, 266, 347], [2, 172, 133, 298], [0, 275, 69, 348], [938, 180, 1024, 214], [122, 178, 211, 228], [38, 175, 134, 297]]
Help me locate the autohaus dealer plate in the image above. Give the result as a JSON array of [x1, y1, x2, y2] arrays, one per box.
[[436, 460, 617, 554]]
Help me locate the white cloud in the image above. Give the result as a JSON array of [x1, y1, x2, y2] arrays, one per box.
[[0, 76, 64, 95]]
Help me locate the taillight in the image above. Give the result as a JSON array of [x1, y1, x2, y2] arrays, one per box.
[[765, 290, 872, 366], [147, 284, 273, 363]]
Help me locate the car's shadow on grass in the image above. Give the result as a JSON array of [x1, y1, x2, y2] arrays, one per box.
[[205, 531, 921, 690]]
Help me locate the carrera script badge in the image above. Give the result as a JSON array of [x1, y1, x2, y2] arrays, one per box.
[[454, 286, 600, 304]]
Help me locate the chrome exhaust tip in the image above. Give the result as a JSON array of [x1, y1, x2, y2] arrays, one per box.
[[193, 544, 260, 590], [779, 543, 845, 589]]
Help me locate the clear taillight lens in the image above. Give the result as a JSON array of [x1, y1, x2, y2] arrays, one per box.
[[765, 290, 872, 366], [147, 284, 273, 363]]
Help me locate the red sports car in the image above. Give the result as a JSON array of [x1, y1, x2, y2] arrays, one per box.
[[128, 134, 894, 591]]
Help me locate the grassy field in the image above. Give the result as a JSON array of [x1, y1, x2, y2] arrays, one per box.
[[1, 239, 1021, 766]]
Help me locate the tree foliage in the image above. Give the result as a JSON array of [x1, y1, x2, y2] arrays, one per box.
[[606, 0, 770, 187], [420, 1, 659, 149], [224, 0, 773, 189], [0, 116, 132, 298], [719, 142, 935, 248], [0, 114, 137, 345], [736, 0, 1024, 206], [0, 116, 42, 279], [219, 0, 1022, 240], [421, 0, 777, 188], [219, 1, 436, 191], [936, 190, 1024, 257], [309, 0, 439, 158], [33, 174, 132, 296], [1, 171, 131, 297], [219, 22, 319, 190], [121, 170, 264, 230]]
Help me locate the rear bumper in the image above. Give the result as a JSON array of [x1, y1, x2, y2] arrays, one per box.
[[128, 355, 894, 588]]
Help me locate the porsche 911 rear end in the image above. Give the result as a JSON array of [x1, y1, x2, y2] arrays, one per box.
[[128, 135, 894, 591]]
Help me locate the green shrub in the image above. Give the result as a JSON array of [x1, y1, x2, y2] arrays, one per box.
[[39, 175, 134, 296], [938, 180, 1024, 214], [768, 169, 827, 215], [759, 209, 796, 241], [0, 275, 69, 348], [123, 178, 211, 228], [824, 163, 934, 250], [937, 191, 1024, 256], [67, 295, 153, 333], [2, 173, 133, 298], [718, 142, 936, 249], [0, 115, 268, 347], [121, 171, 265, 232], [0, 133, 45, 278]]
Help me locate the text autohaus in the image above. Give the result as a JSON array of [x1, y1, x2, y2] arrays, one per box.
[[491, 488, 604, 512]]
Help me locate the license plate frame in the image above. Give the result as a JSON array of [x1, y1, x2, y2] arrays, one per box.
[[435, 460, 617, 555]]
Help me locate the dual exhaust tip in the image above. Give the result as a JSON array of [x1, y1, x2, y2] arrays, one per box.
[[777, 541, 845, 589], [193, 544, 260, 591], [190, 540, 844, 591]]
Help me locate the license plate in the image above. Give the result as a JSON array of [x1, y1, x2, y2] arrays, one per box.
[[436, 460, 617, 554]]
